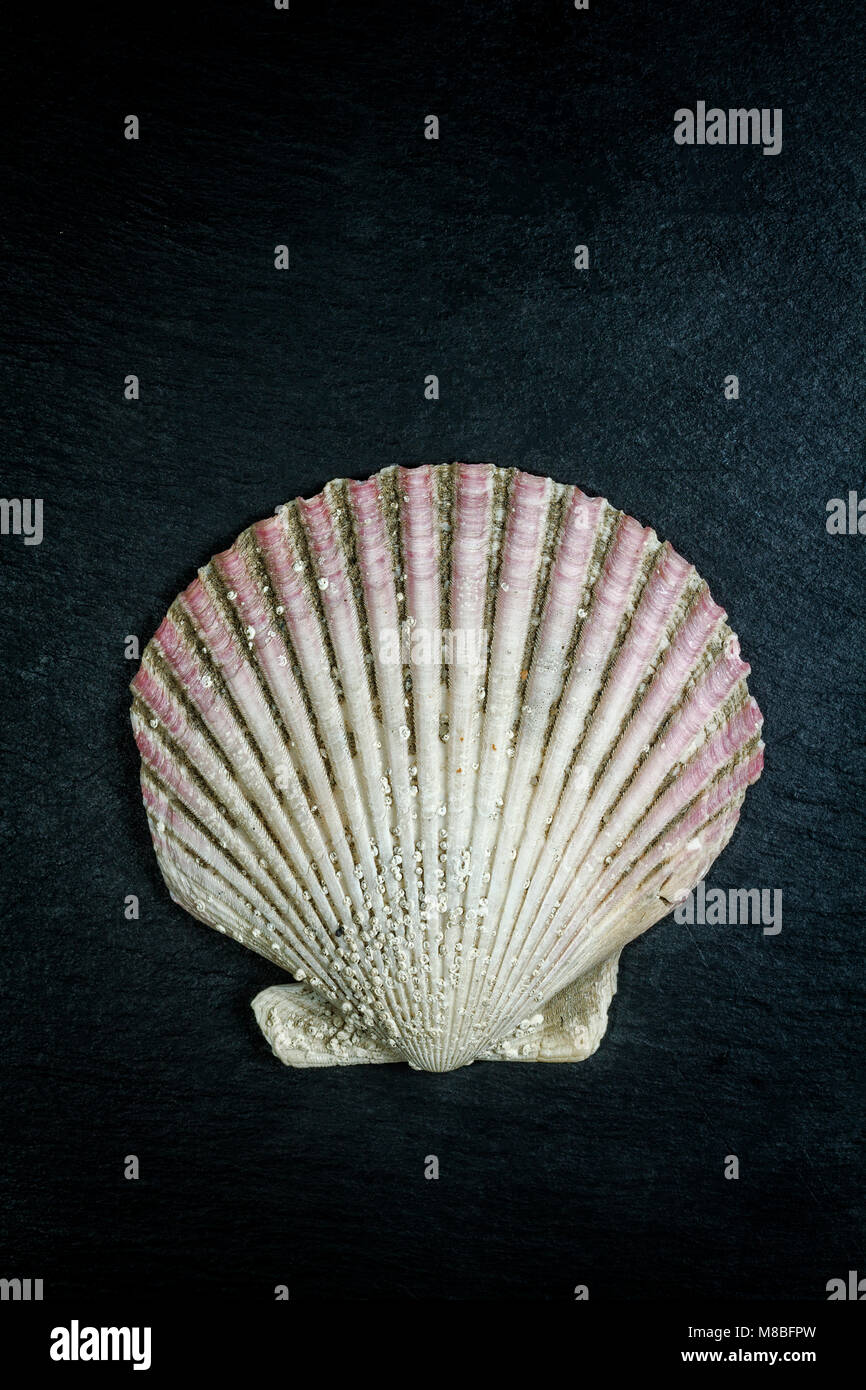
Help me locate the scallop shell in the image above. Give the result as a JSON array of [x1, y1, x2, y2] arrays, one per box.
[[131, 463, 764, 1072]]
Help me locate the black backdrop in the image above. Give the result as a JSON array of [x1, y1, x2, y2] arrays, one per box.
[[1, 0, 863, 1302]]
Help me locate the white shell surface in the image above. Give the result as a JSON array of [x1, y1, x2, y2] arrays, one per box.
[[131, 463, 764, 1072]]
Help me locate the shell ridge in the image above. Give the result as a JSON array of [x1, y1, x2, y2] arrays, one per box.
[[347, 471, 432, 1056], [503, 638, 754, 1009], [457, 477, 588, 1051], [500, 706, 764, 1025], [148, 600, 343, 908], [439, 463, 497, 1066], [452, 470, 554, 1065], [476, 508, 657, 1035], [398, 465, 449, 1060], [133, 636, 349, 935], [262, 491, 411, 1049], [482, 530, 696, 1034]]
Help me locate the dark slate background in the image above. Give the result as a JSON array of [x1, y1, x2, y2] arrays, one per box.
[[1, 0, 863, 1301]]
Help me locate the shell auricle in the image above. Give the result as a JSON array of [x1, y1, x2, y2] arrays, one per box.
[[131, 463, 764, 1072]]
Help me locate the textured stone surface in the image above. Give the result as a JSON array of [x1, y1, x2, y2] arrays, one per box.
[[0, 0, 863, 1298]]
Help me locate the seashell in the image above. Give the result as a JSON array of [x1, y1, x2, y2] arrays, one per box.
[[131, 463, 764, 1072]]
